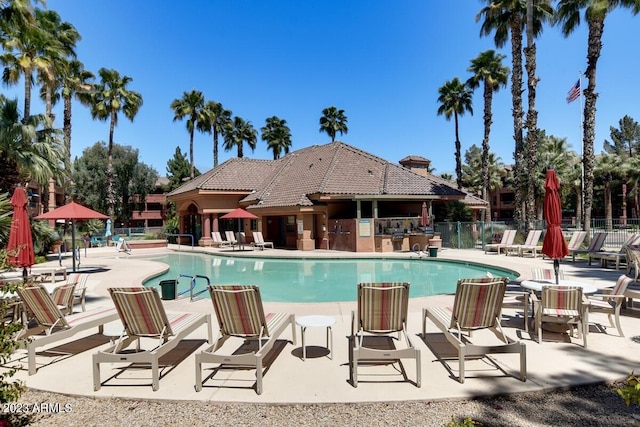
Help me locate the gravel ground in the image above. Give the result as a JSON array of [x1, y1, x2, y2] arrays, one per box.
[[4, 382, 640, 427]]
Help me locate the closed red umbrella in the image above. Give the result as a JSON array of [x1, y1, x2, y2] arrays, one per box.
[[541, 169, 569, 283], [7, 186, 35, 281], [420, 202, 429, 227]]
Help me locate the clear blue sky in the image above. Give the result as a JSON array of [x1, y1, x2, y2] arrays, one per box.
[[6, 1, 640, 178]]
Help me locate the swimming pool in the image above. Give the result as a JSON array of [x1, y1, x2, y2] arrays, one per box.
[[142, 253, 517, 303]]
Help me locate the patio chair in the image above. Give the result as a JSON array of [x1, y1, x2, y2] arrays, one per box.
[[570, 232, 608, 262], [93, 287, 212, 391], [531, 268, 565, 281], [252, 231, 274, 250], [484, 230, 516, 255], [195, 285, 296, 395], [350, 282, 421, 388], [68, 273, 90, 312], [532, 286, 587, 348], [504, 230, 543, 257], [586, 275, 633, 337], [422, 278, 526, 383], [224, 231, 238, 246], [588, 234, 640, 270], [16, 284, 119, 375], [51, 282, 76, 315], [211, 231, 231, 247]]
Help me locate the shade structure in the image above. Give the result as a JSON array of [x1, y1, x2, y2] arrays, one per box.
[[220, 208, 258, 220], [541, 169, 569, 283], [35, 202, 108, 272], [420, 202, 429, 227], [7, 186, 35, 280]]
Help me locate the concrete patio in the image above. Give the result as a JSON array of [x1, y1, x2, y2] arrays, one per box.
[[5, 244, 640, 404]]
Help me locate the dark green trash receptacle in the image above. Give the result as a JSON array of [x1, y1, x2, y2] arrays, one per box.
[[159, 279, 176, 300], [428, 246, 438, 257]]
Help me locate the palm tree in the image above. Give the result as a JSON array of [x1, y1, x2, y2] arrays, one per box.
[[319, 106, 348, 142], [466, 50, 509, 222], [86, 68, 142, 223], [477, 0, 553, 228], [224, 116, 257, 158], [170, 90, 204, 179], [0, 96, 68, 194], [556, 0, 640, 235], [436, 77, 473, 190], [261, 116, 292, 160], [57, 59, 94, 161], [198, 100, 231, 168], [462, 144, 506, 218], [594, 153, 622, 231]]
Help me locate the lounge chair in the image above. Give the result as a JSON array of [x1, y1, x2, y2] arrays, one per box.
[[16, 284, 119, 375], [588, 234, 640, 270], [67, 273, 90, 312], [532, 285, 587, 348], [51, 282, 76, 315], [252, 231, 274, 250], [224, 231, 238, 246], [422, 277, 526, 383], [115, 238, 132, 254], [570, 232, 608, 262], [350, 282, 421, 387], [552, 231, 587, 261], [195, 285, 296, 394], [504, 230, 543, 257], [93, 287, 212, 391], [586, 275, 633, 337], [484, 230, 516, 255], [211, 231, 231, 247]]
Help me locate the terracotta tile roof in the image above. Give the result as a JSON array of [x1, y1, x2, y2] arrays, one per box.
[[169, 142, 467, 208]]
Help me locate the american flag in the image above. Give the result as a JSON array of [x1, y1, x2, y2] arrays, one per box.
[[566, 79, 581, 103]]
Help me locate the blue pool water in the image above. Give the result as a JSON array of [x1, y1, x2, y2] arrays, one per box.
[[142, 253, 517, 303]]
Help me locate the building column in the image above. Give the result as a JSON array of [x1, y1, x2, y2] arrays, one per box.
[[296, 213, 315, 251]]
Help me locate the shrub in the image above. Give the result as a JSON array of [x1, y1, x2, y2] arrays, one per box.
[[616, 372, 640, 407]]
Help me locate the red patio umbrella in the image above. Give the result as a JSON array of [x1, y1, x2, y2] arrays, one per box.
[[541, 169, 569, 283], [420, 202, 429, 227], [35, 202, 108, 272], [220, 208, 258, 233], [220, 208, 258, 220], [7, 186, 35, 281]]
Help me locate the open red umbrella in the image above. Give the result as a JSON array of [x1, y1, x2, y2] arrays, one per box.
[[220, 208, 258, 220], [541, 169, 569, 283], [35, 201, 108, 272], [7, 186, 35, 281]]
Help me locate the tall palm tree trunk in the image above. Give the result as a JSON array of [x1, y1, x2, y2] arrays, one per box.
[[189, 128, 195, 179], [510, 17, 525, 230], [107, 111, 116, 222], [23, 72, 32, 122], [582, 18, 605, 236], [482, 84, 493, 223], [524, 10, 539, 231], [213, 131, 219, 167], [454, 113, 462, 190]]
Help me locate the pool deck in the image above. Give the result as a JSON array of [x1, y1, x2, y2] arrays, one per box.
[[6, 244, 640, 404]]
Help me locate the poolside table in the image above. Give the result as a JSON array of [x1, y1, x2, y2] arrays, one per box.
[[296, 315, 335, 361]]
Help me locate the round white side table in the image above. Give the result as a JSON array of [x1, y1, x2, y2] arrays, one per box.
[[295, 315, 335, 361]]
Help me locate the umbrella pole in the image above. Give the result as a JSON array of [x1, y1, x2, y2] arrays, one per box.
[[553, 259, 560, 284], [71, 219, 76, 273], [22, 266, 28, 283]]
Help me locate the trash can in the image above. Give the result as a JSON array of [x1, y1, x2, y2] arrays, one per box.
[[159, 279, 176, 300], [428, 246, 438, 257]]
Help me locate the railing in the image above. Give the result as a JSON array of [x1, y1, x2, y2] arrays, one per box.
[[176, 274, 210, 302], [435, 218, 640, 250]]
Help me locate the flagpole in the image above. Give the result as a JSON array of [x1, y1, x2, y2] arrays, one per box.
[[578, 72, 584, 231]]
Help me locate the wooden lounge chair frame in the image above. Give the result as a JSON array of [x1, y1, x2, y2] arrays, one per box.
[[195, 285, 296, 395], [93, 287, 212, 391], [350, 282, 421, 388], [16, 284, 119, 375], [422, 277, 526, 383]]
